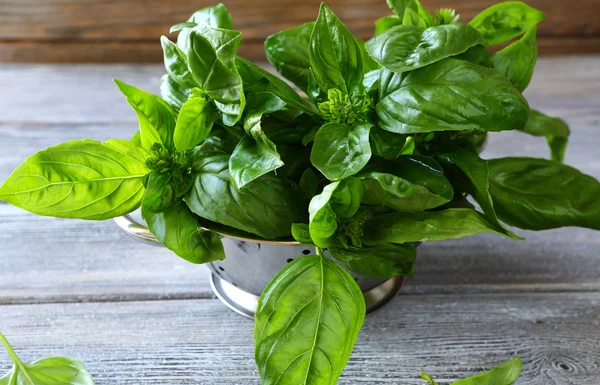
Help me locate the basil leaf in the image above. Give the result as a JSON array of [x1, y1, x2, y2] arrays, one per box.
[[519, 109, 570, 162], [330, 242, 416, 278], [375, 15, 403, 35], [436, 149, 520, 238], [236, 56, 317, 115], [186, 25, 245, 126], [173, 89, 217, 151], [299, 168, 318, 199], [363, 208, 514, 245], [185, 154, 305, 239], [488, 157, 600, 231], [329, 177, 363, 219], [377, 58, 529, 134], [255, 253, 365, 385], [130, 130, 142, 148], [115, 79, 176, 151], [160, 36, 196, 88], [355, 37, 380, 72], [176, 3, 233, 53], [311, 122, 372, 181], [229, 92, 286, 189], [360, 155, 453, 211], [454, 44, 492, 67], [1, 331, 94, 385], [366, 23, 485, 74], [451, 356, 521, 385], [402, 0, 435, 27], [141, 173, 178, 219], [491, 27, 537, 92], [369, 127, 407, 160], [469, 1, 546, 46], [291, 223, 314, 245], [0, 139, 149, 220], [309, 3, 364, 96], [146, 201, 225, 264], [378, 68, 404, 100], [265, 22, 314, 92], [160, 74, 190, 112]]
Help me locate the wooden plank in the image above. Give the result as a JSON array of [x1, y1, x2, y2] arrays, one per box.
[[0, 294, 598, 384], [1, 0, 598, 41]]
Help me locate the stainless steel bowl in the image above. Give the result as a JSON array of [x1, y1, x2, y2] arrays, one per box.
[[114, 213, 404, 318]]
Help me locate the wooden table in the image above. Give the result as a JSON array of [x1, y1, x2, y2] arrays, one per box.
[[1, 57, 599, 384]]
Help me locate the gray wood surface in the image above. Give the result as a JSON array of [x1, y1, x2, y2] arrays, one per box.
[[1, 56, 599, 384]]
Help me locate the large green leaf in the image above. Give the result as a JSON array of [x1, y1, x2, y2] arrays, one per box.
[[255, 253, 365, 385], [185, 154, 305, 239], [360, 155, 453, 211], [0, 139, 149, 220], [311, 122, 372, 181], [115, 79, 177, 151], [491, 27, 537, 92], [366, 23, 485, 74], [145, 201, 225, 264], [469, 1, 546, 46], [175, 3, 233, 53], [309, 4, 363, 96], [174, 89, 217, 151], [330, 242, 416, 278], [185, 25, 245, 126], [519, 109, 570, 162], [377, 58, 529, 134], [265, 22, 314, 92], [488, 157, 600, 231], [362, 208, 514, 245]]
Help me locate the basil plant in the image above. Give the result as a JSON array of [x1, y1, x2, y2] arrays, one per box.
[[1, 0, 599, 383]]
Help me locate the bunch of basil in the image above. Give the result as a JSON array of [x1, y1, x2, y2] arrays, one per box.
[[1, 0, 599, 383]]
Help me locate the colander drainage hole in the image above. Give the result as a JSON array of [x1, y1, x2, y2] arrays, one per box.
[[219, 266, 225, 271], [303, 249, 311, 255], [287, 258, 294, 263]]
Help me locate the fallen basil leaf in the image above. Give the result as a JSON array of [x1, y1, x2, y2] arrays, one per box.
[[255, 253, 365, 385], [488, 157, 600, 230], [421, 356, 522, 385], [0, 139, 148, 220]]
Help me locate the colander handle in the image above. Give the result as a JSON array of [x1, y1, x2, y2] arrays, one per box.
[[113, 215, 162, 246]]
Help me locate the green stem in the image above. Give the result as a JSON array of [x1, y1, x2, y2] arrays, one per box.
[[0, 332, 35, 385], [316, 247, 325, 258]]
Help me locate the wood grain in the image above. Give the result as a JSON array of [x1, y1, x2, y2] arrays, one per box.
[[0, 0, 599, 62], [0, 294, 598, 384]]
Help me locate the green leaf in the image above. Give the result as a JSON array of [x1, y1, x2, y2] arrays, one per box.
[[454, 44, 492, 67], [229, 92, 287, 189], [362, 208, 514, 245], [115, 79, 177, 151], [469, 1, 546, 46], [330, 242, 416, 278], [328, 177, 363, 219], [488, 157, 600, 231], [173, 89, 216, 151], [420, 372, 439, 385], [160, 74, 190, 112], [145, 201, 225, 264], [360, 155, 454, 211], [0, 139, 149, 220], [236, 56, 316, 115], [366, 23, 485, 74], [355, 37, 380, 72], [491, 27, 538, 92], [402, 1, 435, 27], [375, 15, 403, 35], [309, 3, 364, 96], [369, 126, 408, 160], [185, 154, 306, 239], [378, 68, 404, 101], [311, 122, 372, 181], [377, 58, 529, 134], [451, 356, 522, 385], [436, 149, 520, 238], [299, 168, 319, 199], [0, 332, 95, 385], [255, 253, 365, 385], [175, 3, 233, 52], [160, 36, 196, 89], [141, 173, 178, 219], [265, 22, 314, 92], [291, 223, 314, 245], [185, 25, 245, 126], [519, 109, 570, 162]]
